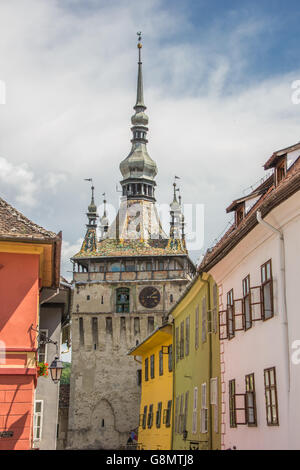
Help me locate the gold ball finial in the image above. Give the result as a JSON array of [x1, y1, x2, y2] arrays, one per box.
[[137, 43, 142, 49]]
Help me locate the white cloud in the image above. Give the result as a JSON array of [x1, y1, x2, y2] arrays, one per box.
[[0, 0, 299, 274]]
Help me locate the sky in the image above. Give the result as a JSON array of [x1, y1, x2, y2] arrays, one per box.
[[0, 0, 300, 279]]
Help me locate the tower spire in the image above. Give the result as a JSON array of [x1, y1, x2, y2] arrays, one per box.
[[119, 32, 158, 200], [135, 32, 145, 110]]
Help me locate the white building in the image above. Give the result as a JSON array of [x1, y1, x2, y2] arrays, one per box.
[[200, 141, 300, 450]]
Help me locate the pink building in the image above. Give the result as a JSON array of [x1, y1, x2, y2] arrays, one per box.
[[200, 141, 300, 449]]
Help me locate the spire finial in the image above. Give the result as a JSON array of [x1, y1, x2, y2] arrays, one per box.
[[135, 31, 145, 109]]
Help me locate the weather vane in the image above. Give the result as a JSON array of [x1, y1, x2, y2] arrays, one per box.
[[137, 31, 142, 42]]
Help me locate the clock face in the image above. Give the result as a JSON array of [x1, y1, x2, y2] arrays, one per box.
[[139, 287, 160, 309]]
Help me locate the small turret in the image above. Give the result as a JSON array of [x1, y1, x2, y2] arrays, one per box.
[[170, 178, 184, 239], [100, 193, 109, 240]]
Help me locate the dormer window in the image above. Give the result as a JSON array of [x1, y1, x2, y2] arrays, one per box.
[[275, 157, 286, 185], [236, 204, 245, 226]]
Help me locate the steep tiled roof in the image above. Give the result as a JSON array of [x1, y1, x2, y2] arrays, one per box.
[[200, 157, 300, 272], [0, 197, 57, 241], [73, 237, 187, 259]]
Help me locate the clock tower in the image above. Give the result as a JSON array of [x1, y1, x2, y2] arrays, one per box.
[[67, 35, 195, 450]]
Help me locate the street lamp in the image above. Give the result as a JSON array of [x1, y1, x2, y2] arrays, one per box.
[[49, 356, 64, 384], [30, 324, 64, 384]]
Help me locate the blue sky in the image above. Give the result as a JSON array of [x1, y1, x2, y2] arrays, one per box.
[[0, 0, 300, 275]]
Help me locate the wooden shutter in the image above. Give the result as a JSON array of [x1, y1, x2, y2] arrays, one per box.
[[202, 297, 207, 343], [233, 298, 245, 331], [192, 387, 198, 434], [185, 316, 190, 356], [219, 309, 228, 340], [250, 285, 263, 321], [195, 305, 199, 349]]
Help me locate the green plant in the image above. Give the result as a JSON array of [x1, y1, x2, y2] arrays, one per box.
[[37, 362, 49, 377]]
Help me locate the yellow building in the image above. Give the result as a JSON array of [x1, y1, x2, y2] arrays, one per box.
[[170, 272, 221, 450], [128, 324, 173, 450]]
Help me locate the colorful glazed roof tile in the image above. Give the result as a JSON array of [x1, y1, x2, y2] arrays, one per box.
[[0, 197, 58, 241], [73, 236, 187, 259]]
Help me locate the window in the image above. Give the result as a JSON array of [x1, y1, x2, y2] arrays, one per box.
[[183, 391, 189, 432], [185, 316, 190, 356], [148, 317, 154, 334], [164, 400, 172, 428], [33, 400, 43, 441], [170, 294, 173, 303], [212, 283, 218, 334], [261, 260, 274, 320], [276, 158, 286, 185], [142, 406, 147, 429], [87, 295, 90, 300], [192, 387, 198, 434], [156, 402, 162, 428], [79, 318, 84, 346], [147, 404, 154, 428], [227, 290, 235, 339], [146, 262, 152, 271], [264, 367, 279, 425], [159, 350, 163, 376], [202, 297, 207, 343], [116, 288, 130, 313], [38, 330, 48, 363], [137, 369, 142, 386], [236, 204, 245, 225], [195, 305, 199, 349], [245, 373, 257, 426], [106, 317, 112, 335], [145, 358, 149, 382], [168, 345, 173, 372], [159, 261, 164, 270], [101, 295, 104, 304], [229, 379, 237, 428], [175, 396, 179, 433], [201, 383, 208, 433], [211, 378, 219, 433], [92, 317, 98, 350], [179, 394, 184, 434], [180, 321, 184, 359], [150, 354, 155, 379], [243, 275, 252, 330], [175, 327, 179, 363]]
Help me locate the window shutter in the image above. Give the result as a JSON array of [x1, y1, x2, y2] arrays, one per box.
[[210, 378, 218, 405], [195, 305, 199, 349], [202, 297, 207, 343], [202, 383, 207, 408], [185, 316, 190, 356], [192, 387, 198, 434]]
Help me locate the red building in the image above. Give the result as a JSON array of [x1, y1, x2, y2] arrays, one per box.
[[0, 198, 61, 450]]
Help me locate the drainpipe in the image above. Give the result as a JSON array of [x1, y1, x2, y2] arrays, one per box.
[[40, 288, 59, 305], [199, 273, 212, 450], [256, 210, 290, 391]]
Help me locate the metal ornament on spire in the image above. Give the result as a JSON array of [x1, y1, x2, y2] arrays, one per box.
[[135, 32, 145, 109]]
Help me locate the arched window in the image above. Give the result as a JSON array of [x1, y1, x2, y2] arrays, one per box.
[[116, 288, 130, 313]]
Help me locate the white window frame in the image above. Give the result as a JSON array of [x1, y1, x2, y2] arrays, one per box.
[[33, 400, 44, 442], [210, 378, 219, 433], [201, 383, 208, 433], [38, 329, 48, 363], [192, 387, 198, 434]]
